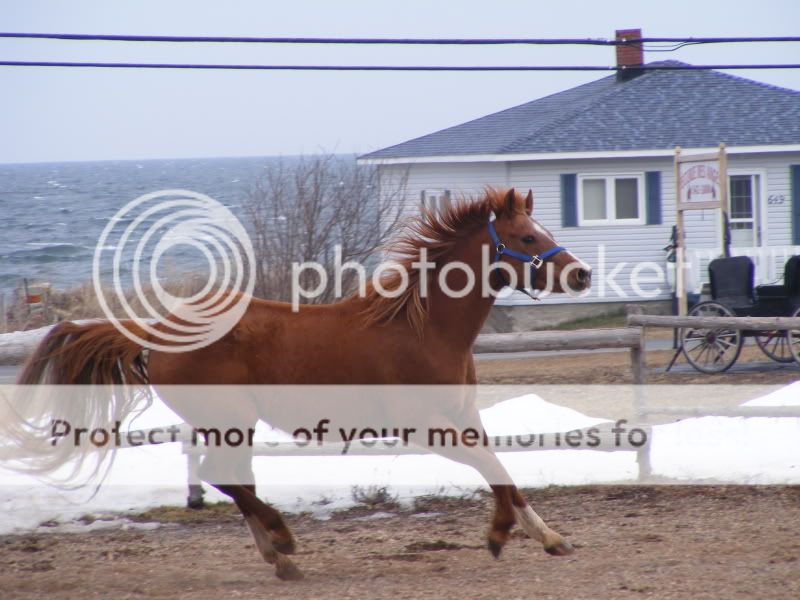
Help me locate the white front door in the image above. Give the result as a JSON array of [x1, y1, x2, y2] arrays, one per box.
[[728, 174, 762, 249]]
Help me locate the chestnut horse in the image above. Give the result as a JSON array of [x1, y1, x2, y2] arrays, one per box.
[[16, 188, 591, 580]]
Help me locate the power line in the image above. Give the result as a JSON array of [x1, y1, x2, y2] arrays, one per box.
[[1, 61, 798, 71], [1, 32, 799, 45]]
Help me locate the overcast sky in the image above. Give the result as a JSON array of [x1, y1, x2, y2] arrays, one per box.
[[2, 0, 799, 164]]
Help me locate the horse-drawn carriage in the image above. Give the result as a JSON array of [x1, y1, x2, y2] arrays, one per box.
[[681, 255, 800, 373]]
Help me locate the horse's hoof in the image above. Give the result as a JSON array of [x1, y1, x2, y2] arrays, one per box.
[[275, 558, 304, 581], [487, 538, 504, 559], [544, 539, 574, 556]]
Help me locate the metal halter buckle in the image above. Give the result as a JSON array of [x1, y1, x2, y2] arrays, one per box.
[[496, 243, 505, 253], [530, 256, 543, 269]]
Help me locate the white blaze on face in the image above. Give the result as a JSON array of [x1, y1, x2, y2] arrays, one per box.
[[532, 221, 588, 271], [563, 249, 591, 273], [530, 218, 591, 292], [531, 220, 550, 240]]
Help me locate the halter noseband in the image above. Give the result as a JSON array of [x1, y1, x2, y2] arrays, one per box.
[[487, 217, 566, 295]]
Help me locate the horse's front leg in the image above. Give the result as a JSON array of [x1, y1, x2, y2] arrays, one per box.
[[424, 415, 573, 558], [509, 487, 574, 556]]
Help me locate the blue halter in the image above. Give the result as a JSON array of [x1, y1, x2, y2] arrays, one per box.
[[487, 218, 566, 292]]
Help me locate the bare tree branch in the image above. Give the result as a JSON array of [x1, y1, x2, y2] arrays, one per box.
[[243, 154, 407, 303]]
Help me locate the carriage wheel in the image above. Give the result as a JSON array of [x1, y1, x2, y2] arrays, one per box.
[[755, 330, 796, 363], [788, 307, 800, 366], [680, 301, 743, 374]]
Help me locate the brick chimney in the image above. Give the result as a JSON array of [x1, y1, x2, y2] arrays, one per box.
[[615, 28, 644, 81]]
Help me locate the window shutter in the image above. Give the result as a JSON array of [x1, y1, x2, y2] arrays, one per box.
[[792, 165, 800, 245], [645, 171, 662, 225], [561, 174, 577, 227]]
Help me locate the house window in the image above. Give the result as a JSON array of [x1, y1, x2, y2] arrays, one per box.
[[421, 189, 451, 214], [578, 174, 645, 225]]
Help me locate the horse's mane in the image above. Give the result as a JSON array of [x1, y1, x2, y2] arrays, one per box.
[[360, 187, 509, 335]]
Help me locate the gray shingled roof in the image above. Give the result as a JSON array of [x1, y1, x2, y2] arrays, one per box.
[[360, 61, 800, 160]]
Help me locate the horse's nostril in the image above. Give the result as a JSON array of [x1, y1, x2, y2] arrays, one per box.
[[576, 268, 588, 283]]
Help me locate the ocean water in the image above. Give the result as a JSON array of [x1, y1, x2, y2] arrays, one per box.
[[0, 156, 305, 299]]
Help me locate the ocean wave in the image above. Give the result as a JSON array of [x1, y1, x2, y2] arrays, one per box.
[[1, 154, 312, 295], [5, 243, 90, 263], [24, 242, 78, 248], [0, 272, 22, 284]]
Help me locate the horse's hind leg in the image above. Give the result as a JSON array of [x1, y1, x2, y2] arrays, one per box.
[[214, 483, 303, 580], [231, 455, 296, 555], [160, 388, 300, 573], [200, 447, 302, 580]]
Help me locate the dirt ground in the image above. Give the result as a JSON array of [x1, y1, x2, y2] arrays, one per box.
[[475, 343, 800, 386], [1, 486, 799, 600]]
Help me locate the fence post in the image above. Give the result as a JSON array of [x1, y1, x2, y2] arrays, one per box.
[[186, 450, 205, 509], [626, 305, 645, 382], [626, 305, 652, 480], [630, 344, 645, 385], [636, 440, 653, 482]]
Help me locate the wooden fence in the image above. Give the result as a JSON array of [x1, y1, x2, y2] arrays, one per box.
[[0, 322, 651, 506], [2, 319, 798, 507], [0, 322, 646, 377]]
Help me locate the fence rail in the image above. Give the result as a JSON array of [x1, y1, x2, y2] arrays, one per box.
[[3, 317, 797, 507], [638, 406, 800, 418], [627, 314, 800, 330], [0, 323, 645, 381]]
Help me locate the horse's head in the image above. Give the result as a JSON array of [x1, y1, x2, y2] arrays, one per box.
[[490, 188, 591, 294]]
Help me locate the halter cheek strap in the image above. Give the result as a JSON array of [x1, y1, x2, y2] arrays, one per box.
[[487, 219, 566, 292]]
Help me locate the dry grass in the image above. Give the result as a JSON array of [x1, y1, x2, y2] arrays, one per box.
[[128, 502, 242, 525], [1, 275, 210, 334]]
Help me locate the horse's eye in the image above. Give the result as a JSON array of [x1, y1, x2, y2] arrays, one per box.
[[522, 235, 535, 244]]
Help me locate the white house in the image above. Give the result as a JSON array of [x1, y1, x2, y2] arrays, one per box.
[[358, 31, 800, 328]]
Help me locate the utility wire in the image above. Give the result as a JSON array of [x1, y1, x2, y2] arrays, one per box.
[[1, 61, 798, 71], [1, 33, 799, 45]]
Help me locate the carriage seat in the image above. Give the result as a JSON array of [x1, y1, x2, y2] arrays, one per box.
[[708, 255, 755, 311], [755, 255, 800, 306]]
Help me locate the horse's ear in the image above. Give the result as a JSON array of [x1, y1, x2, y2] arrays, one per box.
[[525, 189, 534, 215], [504, 188, 516, 214]]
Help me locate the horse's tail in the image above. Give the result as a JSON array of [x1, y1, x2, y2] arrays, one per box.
[[17, 320, 149, 386], [2, 321, 152, 481]]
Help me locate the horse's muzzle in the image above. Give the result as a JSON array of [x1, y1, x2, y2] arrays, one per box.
[[570, 266, 592, 291]]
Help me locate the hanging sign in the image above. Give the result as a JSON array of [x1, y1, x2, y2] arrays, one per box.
[[676, 152, 723, 210], [673, 144, 728, 315]]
